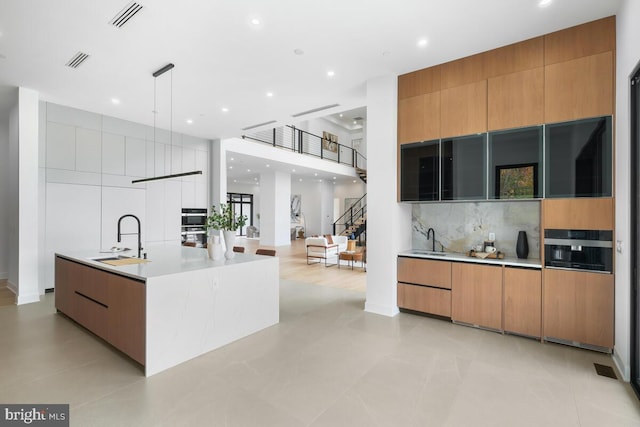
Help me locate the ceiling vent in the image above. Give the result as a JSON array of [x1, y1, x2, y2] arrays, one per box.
[[353, 116, 363, 121], [242, 120, 277, 131], [65, 52, 90, 69], [109, 2, 144, 28], [292, 104, 340, 118]]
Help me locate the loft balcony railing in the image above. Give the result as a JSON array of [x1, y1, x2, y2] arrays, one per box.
[[242, 125, 367, 170]]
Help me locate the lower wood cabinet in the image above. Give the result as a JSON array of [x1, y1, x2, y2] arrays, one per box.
[[55, 256, 146, 364], [543, 268, 614, 350], [504, 267, 541, 338], [451, 263, 502, 330], [397, 257, 452, 317]]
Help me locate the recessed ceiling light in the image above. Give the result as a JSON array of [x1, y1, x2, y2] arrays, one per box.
[[221, 107, 229, 113], [233, 180, 237, 183], [250, 17, 261, 26], [353, 120, 357, 125], [333, 176, 336, 180], [353, 180, 357, 183], [339, 114, 343, 118], [230, 157, 234, 161], [111, 98, 120, 105], [186, 119, 193, 124], [314, 173, 318, 176], [538, 0, 552, 6], [292, 169, 296, 172], [266, 92, 274, 97], [247, 169, 251, 172], [417, 38, 428, 48], [299, 178, 303, 182], [319, 179, 323, 182], [327, 70, 335, 77], [229, 166, 233, 169], [254, 177, 258, 180], [266, 164, 270, 167]]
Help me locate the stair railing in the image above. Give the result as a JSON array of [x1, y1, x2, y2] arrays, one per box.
[[332, 193, 367, 236]]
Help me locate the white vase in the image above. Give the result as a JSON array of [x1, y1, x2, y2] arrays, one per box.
[[208, 235, 223, 261], [222, 230, 236, 260]]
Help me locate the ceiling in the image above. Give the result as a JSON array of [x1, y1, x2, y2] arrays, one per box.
[[0, 0, 621, 142]]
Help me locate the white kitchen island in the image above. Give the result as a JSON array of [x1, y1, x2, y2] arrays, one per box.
[[54, 246, 279, 376]]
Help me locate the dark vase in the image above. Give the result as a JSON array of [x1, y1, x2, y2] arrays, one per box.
[[516, 231, 529, 259]]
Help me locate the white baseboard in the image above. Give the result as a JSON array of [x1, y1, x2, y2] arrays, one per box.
[[364, 301, 400, 317], [613, 351, 630, 382]]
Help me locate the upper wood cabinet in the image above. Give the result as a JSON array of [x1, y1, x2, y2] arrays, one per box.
[[544, 51, 614, 123], [542, 198, 614, 230], [398, 66, 441, 99], [485, 37, 544, 78], [441, 81, 487, 138], [441, 53, 486, 89], [397, 92, 440, 144], [544, 16, 615, 65], [488, 67, 544, 130]]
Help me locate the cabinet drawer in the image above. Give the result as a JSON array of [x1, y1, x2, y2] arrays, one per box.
[[76, 265, 109, 305], [398, 283, 451, 317], [398, 257, 451, 289], [73, 291, 108, 339]]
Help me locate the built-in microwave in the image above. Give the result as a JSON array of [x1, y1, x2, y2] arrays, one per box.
[[181, 208, 207, 245], [544, 229, 613, 273]]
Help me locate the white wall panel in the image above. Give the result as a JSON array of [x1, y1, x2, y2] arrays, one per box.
[[76, 128, 101, 173], [164, 181, 182, 242], [102, 115, 147, 139], [46, 103, 101, 131], [145, 181, 165, 242], [46, 169, 101, 186], [125, 137, 147, 177], [46, 122, 75, 170], [44, 183, 101, 288], [102, 132, 125, 175], [182, 181, 195, 207]]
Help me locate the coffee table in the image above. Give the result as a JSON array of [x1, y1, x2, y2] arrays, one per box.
[[338, 251, 364, 270]]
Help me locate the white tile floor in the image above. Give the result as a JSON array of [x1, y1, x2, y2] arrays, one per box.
[[0, 279, 639, 426]]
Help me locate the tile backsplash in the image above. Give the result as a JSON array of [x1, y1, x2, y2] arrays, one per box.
[[412, 201, 540, 259]]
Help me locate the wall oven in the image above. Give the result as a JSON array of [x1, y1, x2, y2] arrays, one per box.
[[181, 208, 207, 245], [544, 229, 613, 273]]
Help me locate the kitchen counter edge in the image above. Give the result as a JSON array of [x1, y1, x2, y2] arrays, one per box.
[[398, 251, 542, 269]]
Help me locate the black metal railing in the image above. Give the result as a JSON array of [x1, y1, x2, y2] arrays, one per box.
[[242, 125, 367, 170], [333, 193, 367, 239]]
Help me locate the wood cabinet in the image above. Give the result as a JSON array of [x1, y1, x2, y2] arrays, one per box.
[[398, 66, 441, 100], [441, 53, 486, 89], [55, 256, 146, 365], [397, 92, 440, 144], [544, 16, 615, 65], [440, 80, 487, 138], [397, 257, 452, 317], [544, 51, 614, 123], [485, 37, 544, 78], [504, 267, 541, 338], [543, 268, 614, 349], [488, 67, 544, 130], [451, 263, 503, 330], [542, 198, 613, 230]]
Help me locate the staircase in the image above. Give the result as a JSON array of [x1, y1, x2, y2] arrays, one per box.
[[356, 167, 367, 183], [333, 194, 367, 244]]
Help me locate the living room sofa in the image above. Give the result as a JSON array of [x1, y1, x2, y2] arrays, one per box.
[[305, 235, 348, 266]]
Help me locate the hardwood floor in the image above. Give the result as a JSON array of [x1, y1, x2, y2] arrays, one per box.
[[0, 279, 14, 307], [237, 237, 367, 293]]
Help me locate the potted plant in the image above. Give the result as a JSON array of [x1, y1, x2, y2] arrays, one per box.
[[206, 204, 247, 259]]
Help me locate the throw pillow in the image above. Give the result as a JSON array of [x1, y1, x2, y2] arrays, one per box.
[[325, 234, 334, 244]]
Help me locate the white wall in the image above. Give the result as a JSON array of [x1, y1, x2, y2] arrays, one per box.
[[260, 171, 291, 246], [613, 0, 639, 381], [0, 110, 10, 279], [290, 179, 337, 236], [364, 75, 411, 317], [40, 102, 210, 289], [333, 181, 367, 218]]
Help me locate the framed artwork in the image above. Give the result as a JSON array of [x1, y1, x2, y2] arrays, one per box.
[[291, 194, 302, 222], [322, 131, 338, 153], [495, 163, 538, 199]]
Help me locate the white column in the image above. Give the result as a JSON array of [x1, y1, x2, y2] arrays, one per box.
[[364, 75, 411, 317], [8, 88, 40, 304], [209, 138, 226, 242], [260, 170, 291, 247]]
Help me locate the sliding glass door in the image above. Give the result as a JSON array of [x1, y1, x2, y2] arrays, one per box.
[[227, 192, 253, 236]]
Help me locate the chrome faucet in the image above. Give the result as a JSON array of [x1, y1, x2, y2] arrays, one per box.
[[426, 227, 436, 252], [117, 214, 143, 258]]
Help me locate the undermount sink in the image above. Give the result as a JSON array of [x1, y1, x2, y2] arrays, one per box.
[[408, 249, 449, 256], [88, 255, 131, 262]]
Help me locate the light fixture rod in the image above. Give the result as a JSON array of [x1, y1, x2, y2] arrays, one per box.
[[152, 63, 174, 77], [132, 170, 202, 184]]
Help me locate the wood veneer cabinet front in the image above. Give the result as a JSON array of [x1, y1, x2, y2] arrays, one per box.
[[55, 256, 146, 365], [397, 283, 451, 317], [544, 16, 615, 65], [504, 267, 541, 338], [485, 37, 544, 78], [398, 66, 441, 99], [543, 269, 614, 349], [397, 257, 451, 288], [441, 81, 487, 138], [488, 67, 544, 130], [544, 51, 614, 123], [441, 53, 486, 89], [542, 198, 613, 230], [398, 92, 440, 144], [451, 263, 502, 330]]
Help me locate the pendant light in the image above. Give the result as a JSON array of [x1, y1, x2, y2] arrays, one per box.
[[132, 63, 203, 184]]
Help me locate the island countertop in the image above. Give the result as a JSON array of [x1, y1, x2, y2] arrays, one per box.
[[56, 245, 272, 281]]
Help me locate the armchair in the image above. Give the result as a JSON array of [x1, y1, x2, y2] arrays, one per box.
[[305, 235, 348, 266]]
